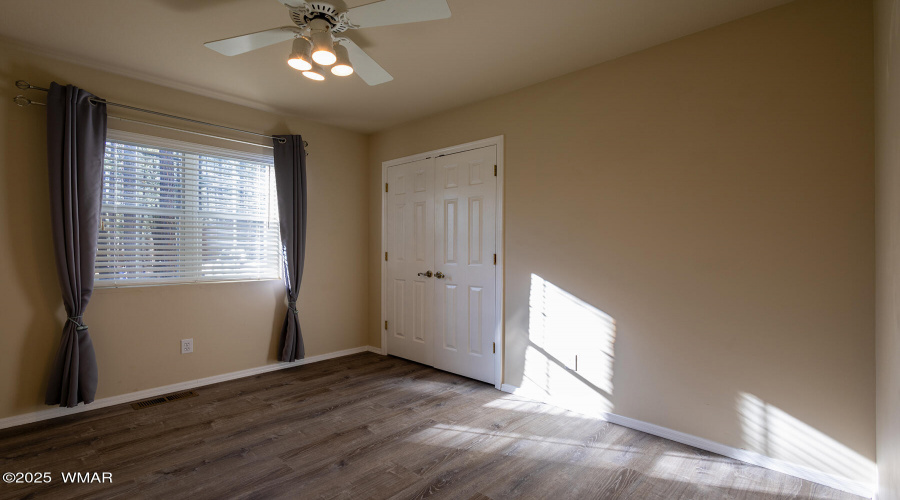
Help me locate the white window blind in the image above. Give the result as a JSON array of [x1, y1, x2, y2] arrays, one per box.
[[96, 130, 281, 287]]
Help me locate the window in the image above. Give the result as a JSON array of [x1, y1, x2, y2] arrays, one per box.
[[96, 130, 280, 286]]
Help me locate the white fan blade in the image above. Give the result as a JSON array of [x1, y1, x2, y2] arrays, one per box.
[[348, 0, 450, 28], [205, 27, 299, 56], [340, 38, 393, 86], [276, 0, 307, 7]]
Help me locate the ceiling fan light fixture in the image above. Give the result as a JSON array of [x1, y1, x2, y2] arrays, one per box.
[[204, 0, 449, 86], [331, 43, 354, 76], [310, 25, 337, 66], [287, 37, 313, 71]]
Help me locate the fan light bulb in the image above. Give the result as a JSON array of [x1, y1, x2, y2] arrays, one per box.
[[302, 63, 326, 81], [287, 38, 313, 71], [331, 43, 354, 76], [288, 58, 311, 71], [312, 49, 336, 66], [331, 64, 353, 76], [311, 29, 337, 66]]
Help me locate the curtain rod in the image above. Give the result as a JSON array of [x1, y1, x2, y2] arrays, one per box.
[[13, 80, 308, 150], [109, 116, 274, 150]]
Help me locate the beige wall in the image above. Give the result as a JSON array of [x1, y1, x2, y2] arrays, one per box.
[[368, 0, 875, 485], [876, 0, 900, 498], [0, 0, 882, 491], [0, 40, 370, 420]]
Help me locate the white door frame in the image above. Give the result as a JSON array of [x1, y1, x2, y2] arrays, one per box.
[[381, 135, 504, 389]]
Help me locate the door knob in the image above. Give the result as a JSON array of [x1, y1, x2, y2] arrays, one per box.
[[417, 271, 433, 278], [435, 271, 445, 279]]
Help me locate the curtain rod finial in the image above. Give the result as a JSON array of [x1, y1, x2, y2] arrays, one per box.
[[13, 95, 44, 107], [15, 80, 49, 92]]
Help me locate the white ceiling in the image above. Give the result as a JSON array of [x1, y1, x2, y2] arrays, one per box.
[[0, 0, 793, 132]]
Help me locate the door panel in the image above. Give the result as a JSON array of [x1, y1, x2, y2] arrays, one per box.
[[386, 159, 434, 365], [433, 146, 497, 383]]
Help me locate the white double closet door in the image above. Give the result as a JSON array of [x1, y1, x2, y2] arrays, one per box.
[[385, 145, 497, 384]]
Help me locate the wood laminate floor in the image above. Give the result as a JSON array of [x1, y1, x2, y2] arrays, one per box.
[[0, 353, 864, 500]]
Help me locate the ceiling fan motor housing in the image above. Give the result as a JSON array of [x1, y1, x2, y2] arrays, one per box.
[[290, 2, 356, 33]]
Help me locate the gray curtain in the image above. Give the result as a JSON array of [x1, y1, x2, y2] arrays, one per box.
[[44, 83, 106, 407], [273, 135, 307, 362]]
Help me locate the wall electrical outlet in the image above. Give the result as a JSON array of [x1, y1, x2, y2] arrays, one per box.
[[181, 338, 193, 354]]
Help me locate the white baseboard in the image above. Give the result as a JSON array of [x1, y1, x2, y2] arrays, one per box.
[[0, 345, 380, 432], [498, 384, 874, 499], [366, 345, 385, 355]]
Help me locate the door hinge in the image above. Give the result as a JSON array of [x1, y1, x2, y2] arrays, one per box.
[[385, 320, 388, 330], [385, 183, 389, 192], [493, 254, 497, 265], [385, 252, 388, 261], [493, 165, 497, 176], [493, 342, 496, 354]]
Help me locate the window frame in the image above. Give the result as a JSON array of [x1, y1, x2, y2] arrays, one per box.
[[95, 129, 282, 288]]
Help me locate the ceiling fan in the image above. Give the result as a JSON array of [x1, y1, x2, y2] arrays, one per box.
[[204, 0, 451, 85]]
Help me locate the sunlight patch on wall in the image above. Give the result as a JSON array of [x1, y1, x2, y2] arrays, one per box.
[[737, 393, 876, 487], [519, 274, 616, 416]]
